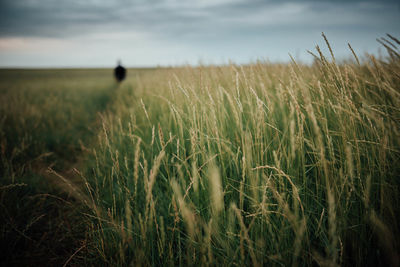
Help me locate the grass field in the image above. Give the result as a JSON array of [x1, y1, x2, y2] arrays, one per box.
[[1, 36, 399, 266]]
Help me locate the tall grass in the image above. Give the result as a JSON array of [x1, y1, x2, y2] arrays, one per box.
[[1, 36, 399, 266], [83, 36, 400, 266]]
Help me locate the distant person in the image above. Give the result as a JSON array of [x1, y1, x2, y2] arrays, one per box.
[[114, 60, 126, 82]]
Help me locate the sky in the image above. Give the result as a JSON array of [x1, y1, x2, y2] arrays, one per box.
[[0, 0, 399, 68]]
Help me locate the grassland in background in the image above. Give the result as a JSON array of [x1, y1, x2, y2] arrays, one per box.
[[1, 36, 399, 266]]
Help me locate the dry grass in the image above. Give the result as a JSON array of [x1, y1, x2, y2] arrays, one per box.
[[82, 35, 400, 266]]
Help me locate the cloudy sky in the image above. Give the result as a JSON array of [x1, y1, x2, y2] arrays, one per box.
[[0, 0, 399, 67]]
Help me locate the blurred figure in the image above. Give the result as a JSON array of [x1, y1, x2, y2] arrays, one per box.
[[114, 60, 126, 82]]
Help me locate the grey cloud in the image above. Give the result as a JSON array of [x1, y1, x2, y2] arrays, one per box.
[[0, 1, 120, 37], [0, 0, 398, 39]]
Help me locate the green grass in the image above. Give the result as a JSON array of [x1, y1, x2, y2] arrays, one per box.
[[1, 36, 399, 266]]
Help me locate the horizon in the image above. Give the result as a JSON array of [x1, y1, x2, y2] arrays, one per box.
[[0, 51, 391, 69], [1, 0, 399, 68]]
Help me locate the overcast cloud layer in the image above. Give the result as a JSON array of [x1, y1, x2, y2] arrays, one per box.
[[0, 0, 399, 67]]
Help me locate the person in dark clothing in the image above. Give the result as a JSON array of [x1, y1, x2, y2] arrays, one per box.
[[114, 60, 126, 82]]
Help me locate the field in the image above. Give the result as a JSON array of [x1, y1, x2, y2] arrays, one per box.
[[1, 37, 399, 266]]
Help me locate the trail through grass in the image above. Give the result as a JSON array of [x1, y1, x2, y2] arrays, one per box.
[[0, 69, 117, 265]]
